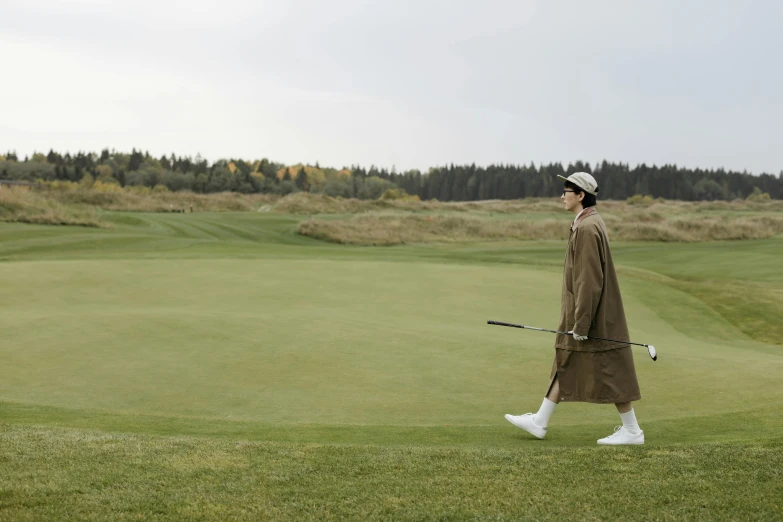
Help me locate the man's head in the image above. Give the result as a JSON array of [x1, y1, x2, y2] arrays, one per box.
[[557, 172, 598, 213]]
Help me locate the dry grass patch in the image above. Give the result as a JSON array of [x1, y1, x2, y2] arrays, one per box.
[[271, 192, 393, 214], [0, 187, 103, 227], [298, 214, 569, 245], [278, 193, 783, 216], [49, 188, 277, 213], [272, 193, 571, 214], [299, 213, 783, 245]]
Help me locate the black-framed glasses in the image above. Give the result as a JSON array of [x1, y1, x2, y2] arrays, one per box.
[[561, 190, 575, 197]]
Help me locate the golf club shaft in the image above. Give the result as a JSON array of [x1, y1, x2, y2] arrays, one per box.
[[487, 320, 649, 348]]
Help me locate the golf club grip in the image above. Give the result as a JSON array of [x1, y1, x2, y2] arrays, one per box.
[[487, 320, 522, 328]]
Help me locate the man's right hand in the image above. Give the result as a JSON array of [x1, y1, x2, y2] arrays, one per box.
[[572, 331, 589, 341]]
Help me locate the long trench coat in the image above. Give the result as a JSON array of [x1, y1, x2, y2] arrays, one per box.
[[547, 207, 641, 404]]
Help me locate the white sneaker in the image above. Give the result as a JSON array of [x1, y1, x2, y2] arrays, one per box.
[[504, 413, 547, 439], [597, 426, 644, 445]]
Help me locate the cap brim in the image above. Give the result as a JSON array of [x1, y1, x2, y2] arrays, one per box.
[[557, 175, 569, 183]]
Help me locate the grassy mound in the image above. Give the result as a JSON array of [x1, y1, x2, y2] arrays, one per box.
[[273, 193, 594, 214], [0, 187, 104, 227], [299, 212, 783, 245], [50, 187, 276, 212], [298, 214, 568, 245]]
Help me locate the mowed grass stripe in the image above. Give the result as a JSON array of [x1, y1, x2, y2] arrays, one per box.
[[162, 217, 228, 241], [0, 233, 157, 259], [5, 212, 782, 283]]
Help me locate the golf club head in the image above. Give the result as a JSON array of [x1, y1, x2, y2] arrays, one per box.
[[647, 345, 657, 361]]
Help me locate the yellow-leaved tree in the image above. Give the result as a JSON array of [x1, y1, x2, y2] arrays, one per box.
[[276, 164, 327, 190]]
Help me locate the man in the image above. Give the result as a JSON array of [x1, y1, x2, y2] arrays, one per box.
[[504, 172, 644, 445]]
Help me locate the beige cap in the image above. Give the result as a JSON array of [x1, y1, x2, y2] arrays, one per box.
[[557, 172, 599, 195]]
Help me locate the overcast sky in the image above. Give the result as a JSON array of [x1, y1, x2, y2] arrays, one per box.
[[1, 0, 781, 174]]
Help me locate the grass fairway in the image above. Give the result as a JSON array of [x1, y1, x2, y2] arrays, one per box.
[[1, 211, 782, 520]]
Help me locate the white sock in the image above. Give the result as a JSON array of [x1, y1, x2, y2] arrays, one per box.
[[534, 398, 557, 427], [619, 409, 641, 433]]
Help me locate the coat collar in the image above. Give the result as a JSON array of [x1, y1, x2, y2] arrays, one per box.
[[571, 206, 597, 231]]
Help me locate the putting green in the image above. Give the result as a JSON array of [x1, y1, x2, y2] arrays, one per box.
[[2, 229, 781, 431]]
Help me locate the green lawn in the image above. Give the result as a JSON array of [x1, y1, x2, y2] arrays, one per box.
[[1, 211, 782, 520]]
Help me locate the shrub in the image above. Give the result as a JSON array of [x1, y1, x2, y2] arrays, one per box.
[[746, 187, 771, 202], [626, 194, 655, 206], [93, 180, 123, 193], [126, 185, 152, 195], [79, 173, 95, 189], [357, 176, 396, 199], [379, 188, 419, 201], [48, 180, 80, 192]]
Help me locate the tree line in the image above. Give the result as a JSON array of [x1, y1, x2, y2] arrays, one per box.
[[1, 149, 781, 201]]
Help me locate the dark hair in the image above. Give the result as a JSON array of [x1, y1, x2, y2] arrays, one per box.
[[565, 180, 597, 208]]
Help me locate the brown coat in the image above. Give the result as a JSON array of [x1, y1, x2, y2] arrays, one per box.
[[548, 207, 641, 403]]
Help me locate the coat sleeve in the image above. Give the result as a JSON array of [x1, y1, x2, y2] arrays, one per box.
[[572, 226, 604, 335]]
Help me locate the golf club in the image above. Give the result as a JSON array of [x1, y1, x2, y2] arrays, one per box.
[[487, 320, 657, 361]]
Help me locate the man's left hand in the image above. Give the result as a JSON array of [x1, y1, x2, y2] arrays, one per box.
[[572, 331, 588, 341]]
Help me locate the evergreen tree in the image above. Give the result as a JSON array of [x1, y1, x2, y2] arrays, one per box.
[[128, 149, 143, 171], [295, 167, 309, 191]]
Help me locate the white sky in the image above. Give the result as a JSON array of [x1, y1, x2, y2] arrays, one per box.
[[1, 0, 781, 174]]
